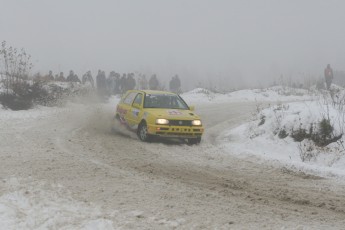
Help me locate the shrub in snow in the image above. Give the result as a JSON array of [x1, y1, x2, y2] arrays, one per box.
[[0, 80, 96, 110], [258, 115, 266, 126], [0, 41, 35, 110], [0, 81, 50, 110], [0, 81, 33, 110], [0, 93, 33, 110], [278, 128, 289, 139], [244, 89, 345, 164], [291, 118, 342, 147], [291, 123, 311, 142]]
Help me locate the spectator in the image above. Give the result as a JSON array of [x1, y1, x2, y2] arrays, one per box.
[[56, 72, 65, 82], [139, 74, 148, 90], [96, 70, 107, 94], [127, 73, 136, 90], [149, 74, 159, 90], [107, 71, 116, 94], [120, 73, 127, 93], [324, 64, 333, 90], [114, 72, 121, 94], [66, 70, 81, 83], [45, 70, 54, 82], [169, 75, 181, 93], [82, 71, 94, 88]]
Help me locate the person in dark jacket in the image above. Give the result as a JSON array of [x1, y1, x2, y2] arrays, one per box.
[[324, 64, 333, 90], [45, 70, 55, 82], [114, 73, 121, 94], [120, 73, 127, 93], [149, 74, 159, 90], [169, 75, 181, 93], [56, 72, 65, 82], [66, 70, 78, 82], [107, 71, 117, 94], [96, 70, 107, 94], [126, 73, 136, 90], [82, 71, 94, 88]]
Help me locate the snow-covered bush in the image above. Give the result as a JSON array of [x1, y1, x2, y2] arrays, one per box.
[[0, 79, 97, 110], [236, 87, 345, 164], [0, 41, 34, 110]]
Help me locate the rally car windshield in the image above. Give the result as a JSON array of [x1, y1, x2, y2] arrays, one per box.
[[144, 94, 189, 109]]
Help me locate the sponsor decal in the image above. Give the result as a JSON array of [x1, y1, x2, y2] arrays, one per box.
[[132, 109, 140, 117], [168, 110, 183, 115]]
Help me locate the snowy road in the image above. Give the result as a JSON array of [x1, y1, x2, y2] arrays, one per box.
[[1, 101, 345, 229]]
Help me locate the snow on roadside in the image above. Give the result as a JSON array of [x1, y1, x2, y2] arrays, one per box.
[[0, 177, 114, 230], [181, 86, 315, 105], [182, 86, 345, 178], [0, 95, 121, 122], [0, 105, 59, 121], [218, 98, 345, 178]]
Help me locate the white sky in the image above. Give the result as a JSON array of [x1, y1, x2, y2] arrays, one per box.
[[1, 0, 345, 89]]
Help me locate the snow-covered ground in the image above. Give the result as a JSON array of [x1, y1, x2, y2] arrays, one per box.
[[0, 178, 113, 229], [181, 86, 316, 105], [183, 86, 345, 178], [2, 86, 345, 228], [214, 89, 345, 179]]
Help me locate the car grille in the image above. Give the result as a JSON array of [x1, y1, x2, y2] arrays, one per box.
[[168, 120, 192, 126]]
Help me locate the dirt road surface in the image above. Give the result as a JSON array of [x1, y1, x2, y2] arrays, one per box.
[[1, 101, 345, 229]]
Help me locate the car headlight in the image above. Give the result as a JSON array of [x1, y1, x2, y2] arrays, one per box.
[[192, 120, 202, 126], [156, 118, 169, 125]]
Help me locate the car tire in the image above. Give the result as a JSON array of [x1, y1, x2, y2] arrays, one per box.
[[138, 122, 151, 142], [188, 137, 201, 145]]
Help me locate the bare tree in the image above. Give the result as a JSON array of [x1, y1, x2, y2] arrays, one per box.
[[0, 41, 33, 95]]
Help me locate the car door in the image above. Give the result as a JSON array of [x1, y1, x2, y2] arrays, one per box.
[[118, 91, 137, 125], [128, 93, 144, 128]]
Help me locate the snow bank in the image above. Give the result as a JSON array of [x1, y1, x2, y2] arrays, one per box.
[[181, 86, 315, 105], [219, 98, 345, 178]]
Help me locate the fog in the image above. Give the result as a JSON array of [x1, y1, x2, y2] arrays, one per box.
[[1, 0, 345, 90]]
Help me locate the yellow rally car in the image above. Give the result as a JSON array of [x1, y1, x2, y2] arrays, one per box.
[[115, 90, 204, 144]]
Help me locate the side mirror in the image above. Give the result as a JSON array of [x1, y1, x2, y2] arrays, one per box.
[[189, 105, 195, 111]]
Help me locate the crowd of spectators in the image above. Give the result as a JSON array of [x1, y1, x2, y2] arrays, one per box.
[[34, 70, 182, 96]]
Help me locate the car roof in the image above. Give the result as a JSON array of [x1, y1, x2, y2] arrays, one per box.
[[131, 90, 176, 95]]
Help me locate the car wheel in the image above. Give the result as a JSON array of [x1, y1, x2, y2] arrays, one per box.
[[188, 137, 201, 145], [138, 122, 151, 142]]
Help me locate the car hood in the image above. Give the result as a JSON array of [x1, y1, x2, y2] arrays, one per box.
[[144, 109, 201, 120]]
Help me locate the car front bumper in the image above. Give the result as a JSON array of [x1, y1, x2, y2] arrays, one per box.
[[147, 125, 203, 138]]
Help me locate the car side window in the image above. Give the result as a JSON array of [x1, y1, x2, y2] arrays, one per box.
[[133, 93, 143, 106], [123, 92, 137, 105]]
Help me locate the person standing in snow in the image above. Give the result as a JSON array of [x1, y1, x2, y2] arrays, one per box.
[[45, 70, 55, 82], [139, 74, 148, 90], [56, 72, 65, 82], [96, 70, 107, 96], [82, 71, 94, 88], [126, 73, 136, 90], [169, 75, 181, 93], [149, 74, 159, 90], [324, 64, 333, 90], [114, 72, 121, 94], [107, 71, 117, 94], [120, 73, 127, 93], [66, 70, 81, 83], [66, 70, 75, 82]]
